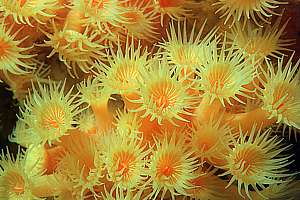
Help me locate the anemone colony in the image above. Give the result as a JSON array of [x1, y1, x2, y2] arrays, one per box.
[[0, 0, 300, 199]]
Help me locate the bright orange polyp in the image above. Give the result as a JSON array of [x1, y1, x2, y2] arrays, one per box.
[[91, 103, 113, 131], [114, 151, 135, 176], [160, 165, 174, 176], [44, 145, 66, 174], [227, 107, 276, 133]]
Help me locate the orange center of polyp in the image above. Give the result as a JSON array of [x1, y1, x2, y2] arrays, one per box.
[[156, 95, 170, 109], [196, 133, 216, 152], [208, 64, 231, 92], [157, 153, 178, 177], [159, 0, 184, 7], [13, 184, 25, 195], [233, 145, 263, 176], [7, 172, 25, 195], [152, 82, 177, 109], [42, 108, 65, 130], [0, 39, 10, 56], [115, 151, 135, 177], [161, 165, 174, 176], [49, 119, 59, 128]]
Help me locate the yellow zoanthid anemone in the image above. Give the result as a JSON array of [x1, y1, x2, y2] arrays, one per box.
[[187, 168, 233, 200], [58, 132, 101, 170], [196, 37, 256, 107], [9, 120, 32, 148], [153, 0, 198, 24], [19, 80, 82, 145], [148, 133, 198, 200], [229, 16, 294, 61], [98, 38, 150, 96], [100, 130, 150, 190], [113, 110, 142, 140], [0, 148, 42, 200], [4, 61, 51, 101], [23, 145, 46, 177], [77, 77, 111, 107], [57, 133, 105, 199], [220, 126, 295, 199], [131, 58, 197, 125], [76, 108, 96, 135], [77, 77, 114, 131], [43, 18, 107, 78], [188, 112, 233, 166], [0, 22, 35, 75], [73, 0, 127, 34], [213, 0, 287, 26], [121, 0, 160, 41], [158, 20, 218, 78], [56, 153, 104, 199], [0, 0, 60, 26], [250, 177, 300, 200], [50, 173, 80, 200], [257, 56, 300, 130]]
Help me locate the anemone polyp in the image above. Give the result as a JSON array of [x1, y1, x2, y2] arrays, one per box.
[[113, 110, 142, 139], [19, 81, 82, 145], [187, 168, 231, 199], [9, 120, 32, 148], [158, 20, 218, 78], [257, 56, 300, 130], [229, 16, 294, 60], [153, 0, 196, 24], [74, 0, 127, 33], [0, 148, 39, 199], [251, 177, 300, 199], [101, 131, 150, 190], [0, 22, 35, 75], [220, 126, 295, 199], [98, 38, 149, 95], [0, 0, 60, 26], [196, 38, 256, 106], [131, 58, 197, 125], [188, 113, 232, 165], [76, 109, 96, 134], [214, 0, 287, 26], [56, 133, 104, 199], [121, 0, 160, 42], [43, 23, 106, 78], [56, 152, 103, 199], [77, 77, 110, 107], [148, 134, 198, 200], [2, 61, 51, 101]]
